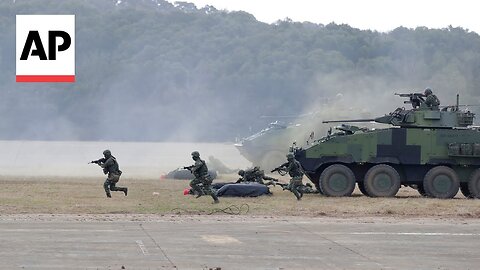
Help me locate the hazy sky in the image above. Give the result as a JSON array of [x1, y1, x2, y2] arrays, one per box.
[[187, 0, 478, 33]]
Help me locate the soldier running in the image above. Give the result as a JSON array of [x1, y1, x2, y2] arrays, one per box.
[[90, 150, 128, 198], [272, 153, 304, 200], [185, 151, 219, 204]]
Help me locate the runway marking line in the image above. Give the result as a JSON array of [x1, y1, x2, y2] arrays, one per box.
[[136, 240, 149, 255], [201, 235, 242, 244]]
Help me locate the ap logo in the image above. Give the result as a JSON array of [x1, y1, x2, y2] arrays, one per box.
[[16, 15, 75, 82]]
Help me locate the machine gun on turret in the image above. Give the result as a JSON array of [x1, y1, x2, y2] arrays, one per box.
[[394, 92, 426, 109], [322, 93, 475, 129]]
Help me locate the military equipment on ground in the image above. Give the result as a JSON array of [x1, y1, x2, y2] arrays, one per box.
[[294, 93, 480, 199], [165, 168, 217, 180]]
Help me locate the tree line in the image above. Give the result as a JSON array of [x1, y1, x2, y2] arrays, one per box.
[[1, 0, 479, 141]]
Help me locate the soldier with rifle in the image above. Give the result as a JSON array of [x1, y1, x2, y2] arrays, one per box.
[[90, 150, 127, 198], [394, 88, 440, 110], [271, 153, 304, 200], [184, 151, 219, 204], [237, 166, 278, 186]]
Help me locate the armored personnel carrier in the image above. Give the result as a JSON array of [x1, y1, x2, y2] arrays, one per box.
[[235, 121, 314, 171], [294, 93, 480, 199]]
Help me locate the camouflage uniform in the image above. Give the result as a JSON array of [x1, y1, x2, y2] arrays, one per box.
[[252, 168, 277, 186], [276, 154, 304, 200], [189, 151, 219, 203], [238, 167, 277, 186], [424, 88, 440, 110], [93, 150, 127, 198]]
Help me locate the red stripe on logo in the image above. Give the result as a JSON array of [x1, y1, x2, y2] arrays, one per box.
[[16, 75, 75, 82]]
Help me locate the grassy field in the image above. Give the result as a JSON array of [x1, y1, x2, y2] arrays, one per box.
[[1, 175, 480, 218]]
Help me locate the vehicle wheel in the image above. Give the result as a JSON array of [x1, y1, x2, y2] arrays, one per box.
[[260, 151, 285, 172], [468, 169, 480, 199], [423, 166, 459, 199], [357, 182, 368, 196], [319, 164, 356, 197], [417, 183, 428, 197], [460, 183, 472, 198], [363, 164, 401, 197]]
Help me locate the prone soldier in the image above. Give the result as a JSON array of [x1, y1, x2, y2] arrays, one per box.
[[237, 166, 278, 186], [90, 150, 127, 198]]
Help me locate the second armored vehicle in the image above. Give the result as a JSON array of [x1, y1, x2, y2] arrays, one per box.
[[294, 92, 480, 199]]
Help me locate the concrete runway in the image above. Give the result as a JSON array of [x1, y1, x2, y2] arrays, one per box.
[[0, 216, 479, 269]]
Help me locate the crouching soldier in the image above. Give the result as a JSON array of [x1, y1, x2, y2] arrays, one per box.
[[271, 153, 304, 200], [90, 150, 127, 198], [185, 151, 219, 204]]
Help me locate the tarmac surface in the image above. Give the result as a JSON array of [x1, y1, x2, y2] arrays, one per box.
[[0, 215, 479, 269]]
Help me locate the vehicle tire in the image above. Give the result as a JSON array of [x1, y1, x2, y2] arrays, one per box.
[[363, 164, 401, 197], [417, 183, 428, 197], [467, 169, 480, 199], [357, 182, 368, 196], [423, 166, 459, 199], [319, 164, 356, 197], [460, 183, 473, 198], [312, 182, 323, 195]]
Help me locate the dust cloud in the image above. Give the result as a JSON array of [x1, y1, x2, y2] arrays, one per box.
[[276, 72, 480, 148], [0, 141, 251, 179]]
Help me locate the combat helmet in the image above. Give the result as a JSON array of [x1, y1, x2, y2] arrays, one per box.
[[191, 151, 200, 157], [424, 88, 432, 96], [103, 149, 112, 157], [238, 169, 245, 176], [286, 153, 294, 160]]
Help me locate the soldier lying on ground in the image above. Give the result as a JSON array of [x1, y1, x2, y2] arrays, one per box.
[[236, 166, 278, 186]]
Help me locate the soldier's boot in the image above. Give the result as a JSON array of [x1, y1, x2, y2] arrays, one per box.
[[190, 185, 203, 198], [106, 192, 112, 198], [297, 186, 303, 198], [120, 187, 128, 196], [292, 189, 301, 201], [194, 189, 204, 198], [211, 193, 220, 204]]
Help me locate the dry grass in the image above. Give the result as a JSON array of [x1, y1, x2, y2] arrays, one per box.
[[1, 175, 480, 218]]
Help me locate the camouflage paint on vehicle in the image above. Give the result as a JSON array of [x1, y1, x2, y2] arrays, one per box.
[[294, 93, 480, 199]]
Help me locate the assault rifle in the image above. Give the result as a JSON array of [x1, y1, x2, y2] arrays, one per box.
[[88, 159, 102, 165], [271, 164, 288, 176], [183, 165, 194, 171]]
